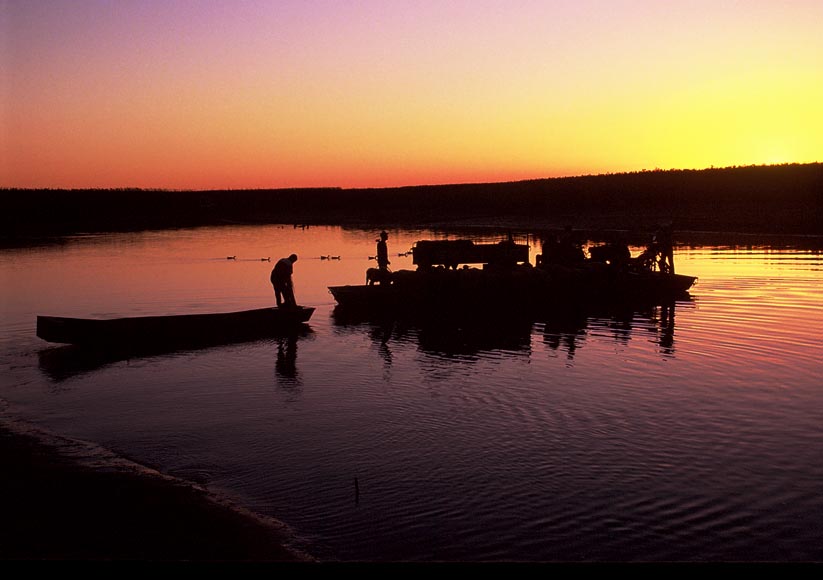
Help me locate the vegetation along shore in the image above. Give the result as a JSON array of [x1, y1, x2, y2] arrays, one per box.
[[3, 164, 821, 240]]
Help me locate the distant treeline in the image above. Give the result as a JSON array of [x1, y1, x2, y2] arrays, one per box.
[[3, 163, 821, 238]]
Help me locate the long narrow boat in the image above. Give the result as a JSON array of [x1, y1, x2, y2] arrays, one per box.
[[36, 306, 315, 346]]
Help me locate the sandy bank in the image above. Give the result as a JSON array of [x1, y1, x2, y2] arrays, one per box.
[[0, 415, 311, 561]]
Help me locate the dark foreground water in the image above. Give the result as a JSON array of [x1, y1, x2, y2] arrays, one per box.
[[1, 225, 821, 561]]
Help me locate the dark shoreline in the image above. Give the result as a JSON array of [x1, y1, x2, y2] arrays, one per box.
[[0, 413, 310, 561], [3, 163, 821, 241]]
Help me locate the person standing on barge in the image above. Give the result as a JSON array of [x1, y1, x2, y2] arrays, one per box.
[[376, 231, 391, 272]]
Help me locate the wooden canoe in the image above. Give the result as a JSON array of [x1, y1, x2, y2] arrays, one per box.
[[36, 306, 315, 346]]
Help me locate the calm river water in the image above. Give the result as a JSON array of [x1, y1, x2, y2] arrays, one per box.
[[1, 225, 821, 562]]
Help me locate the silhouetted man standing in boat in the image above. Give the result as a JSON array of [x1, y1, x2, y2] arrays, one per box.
[[271, 254, 298, 307]]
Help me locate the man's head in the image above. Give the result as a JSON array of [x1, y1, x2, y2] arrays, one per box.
[[380, 231, 388, 240], [289, 254, 298, 262]]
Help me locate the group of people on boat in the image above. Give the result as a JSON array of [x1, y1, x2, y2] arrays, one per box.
[[272, 225, 678, 307], [537, 224, 675, 274]]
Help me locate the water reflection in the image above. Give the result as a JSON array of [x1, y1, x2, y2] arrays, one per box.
[[653, 302, 676, 355], [274, 333, 301, 389], [416, 319, 533, 359], [38, 326, 314, 382], [540, 309, 588, 362], [332, 301, 688, 362], [366, 322, 394, 380], [544, 302, 684, 363]]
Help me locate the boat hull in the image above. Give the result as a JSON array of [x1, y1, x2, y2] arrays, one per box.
[[329, 266, 696, 315], [36, 306, 315, 346]]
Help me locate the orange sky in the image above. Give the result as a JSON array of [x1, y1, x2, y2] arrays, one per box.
[[2, 1, 822, 189]]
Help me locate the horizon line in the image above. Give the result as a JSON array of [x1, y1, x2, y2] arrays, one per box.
[[2, 161, 819, 193]]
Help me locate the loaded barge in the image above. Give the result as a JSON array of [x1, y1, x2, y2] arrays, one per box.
[[329, 237, 695, 315]]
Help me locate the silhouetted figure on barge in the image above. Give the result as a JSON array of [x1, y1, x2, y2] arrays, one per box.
[[589, 240, 631, 267], [537, 227, 585, 268], [376, 230, 391, 271], [630, 225, 675, 274], [654, 224, 675, 274], [367, 231, 393, 285], [271, 254, 298, 307]]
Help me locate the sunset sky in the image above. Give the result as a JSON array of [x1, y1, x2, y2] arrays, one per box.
[[2, 0, 822, 189]]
